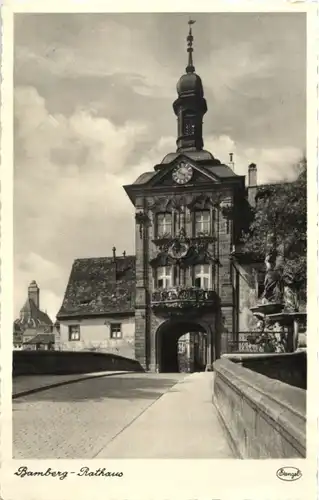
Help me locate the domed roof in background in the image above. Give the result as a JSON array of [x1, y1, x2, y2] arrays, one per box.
[[177, 72, 204, 97], [15, 298, 53, 328], [15, 282, 53, 331]]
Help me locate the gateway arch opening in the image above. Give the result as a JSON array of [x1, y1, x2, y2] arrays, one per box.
[[156, 321, 208, 373]]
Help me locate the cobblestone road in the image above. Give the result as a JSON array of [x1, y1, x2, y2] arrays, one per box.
[[13, 373, 186, 459]]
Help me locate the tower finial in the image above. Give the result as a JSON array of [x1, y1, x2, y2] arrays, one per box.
[[186, 19, 196, 74]]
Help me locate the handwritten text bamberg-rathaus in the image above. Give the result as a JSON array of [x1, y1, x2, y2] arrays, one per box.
[[14, 466, 124, 481]]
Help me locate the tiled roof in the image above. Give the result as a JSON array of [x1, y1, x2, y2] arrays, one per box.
[[133, 171, 157, 185], [132, 156, 240, 187], [57, 256, 136, 319], [205, 164, 240, 178], [161, 150, 215, 164], [25, 333, 55, 344]]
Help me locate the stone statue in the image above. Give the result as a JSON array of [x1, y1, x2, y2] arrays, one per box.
[[262, 250, 283, 303]]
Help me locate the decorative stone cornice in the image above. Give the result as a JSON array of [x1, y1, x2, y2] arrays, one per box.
[[147, 193, 222, 213]]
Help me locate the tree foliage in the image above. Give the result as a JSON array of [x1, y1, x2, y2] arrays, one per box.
[[241, 158, 307, 293]]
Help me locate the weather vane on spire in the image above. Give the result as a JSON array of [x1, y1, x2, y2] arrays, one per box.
[[186, 18, 196, 73]]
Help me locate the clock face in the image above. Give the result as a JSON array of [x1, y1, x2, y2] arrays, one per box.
[[172, 162, 193, 185]]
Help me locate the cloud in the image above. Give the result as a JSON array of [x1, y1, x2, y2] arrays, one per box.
[[204, 135, 302, 183], [14, 13, 305, 149], [14, 85, 150, 318]]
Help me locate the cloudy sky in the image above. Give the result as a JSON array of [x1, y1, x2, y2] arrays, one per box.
[[14, 12, 306, 320]]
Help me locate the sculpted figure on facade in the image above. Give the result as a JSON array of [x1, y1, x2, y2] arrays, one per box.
[[261, 234, 284, 304]]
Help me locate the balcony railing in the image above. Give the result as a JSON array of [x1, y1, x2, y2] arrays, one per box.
[[151, 286, 218, 312]]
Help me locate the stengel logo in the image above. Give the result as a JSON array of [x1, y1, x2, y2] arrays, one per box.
[[276, 467, 302, 482]]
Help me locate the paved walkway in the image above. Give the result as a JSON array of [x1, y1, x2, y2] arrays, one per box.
[[96, 372, 233, 458], [13, 372, 233, 459]]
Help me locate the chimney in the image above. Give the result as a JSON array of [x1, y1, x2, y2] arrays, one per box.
[[248, 163, 257, 186], [28, 280, 40, 309], [248, 163, 257, 207], [123, 251, 126, 257], [112, 246, 116, 262], [228, 152, 235, 170]]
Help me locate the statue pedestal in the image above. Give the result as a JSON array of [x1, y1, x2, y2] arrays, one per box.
[[256, 311, 307, 353], [250, 303, 284, 317]]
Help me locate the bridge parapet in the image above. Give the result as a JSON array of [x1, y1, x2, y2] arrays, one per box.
[[213, 354, 306, 458]]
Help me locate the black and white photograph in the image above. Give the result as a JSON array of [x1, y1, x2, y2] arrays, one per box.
[[11, 10, 309, 461], [2, 4, 317, 497]]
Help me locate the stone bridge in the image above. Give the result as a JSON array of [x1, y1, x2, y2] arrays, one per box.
[[12, 350, 306, 459]]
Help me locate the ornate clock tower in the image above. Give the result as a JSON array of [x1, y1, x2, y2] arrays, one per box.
[[124, 21, 246, 372], [173, 19, 207, 153]]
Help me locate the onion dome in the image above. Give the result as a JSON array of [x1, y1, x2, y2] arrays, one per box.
[[176, 19, 204, 97], [173, 19, 207, 152], [177, 72, 204, 97]]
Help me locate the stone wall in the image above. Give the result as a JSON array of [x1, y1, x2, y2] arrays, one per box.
[[213, 356, 306, 458], [13, 350, 144, 377], [227, 351, 307, 390]]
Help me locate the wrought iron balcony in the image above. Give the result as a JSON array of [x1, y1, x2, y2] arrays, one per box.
[[151, 286, 218, 312]]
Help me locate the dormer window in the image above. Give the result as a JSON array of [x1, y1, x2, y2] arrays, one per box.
[[194, 210, 211, 236], [156, 213, 172, 237]]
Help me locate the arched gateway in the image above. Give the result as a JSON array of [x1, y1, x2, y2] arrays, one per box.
[[123, 21, 246, 371], [156, 320, 210, 373]]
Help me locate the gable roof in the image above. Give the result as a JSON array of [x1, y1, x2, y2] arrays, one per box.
[[133, 171, 157, 185], [205, 164, 239, 178], [161, 150, 215, 164], [57, 256, 136, 320], [124, 152, 244, 205]]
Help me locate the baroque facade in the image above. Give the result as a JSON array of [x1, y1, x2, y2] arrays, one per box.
[[57, 23, 263, 371], [124, 22, 257, 371]]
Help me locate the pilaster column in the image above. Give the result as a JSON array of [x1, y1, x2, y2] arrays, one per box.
[[206, 327, 212, 370]]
